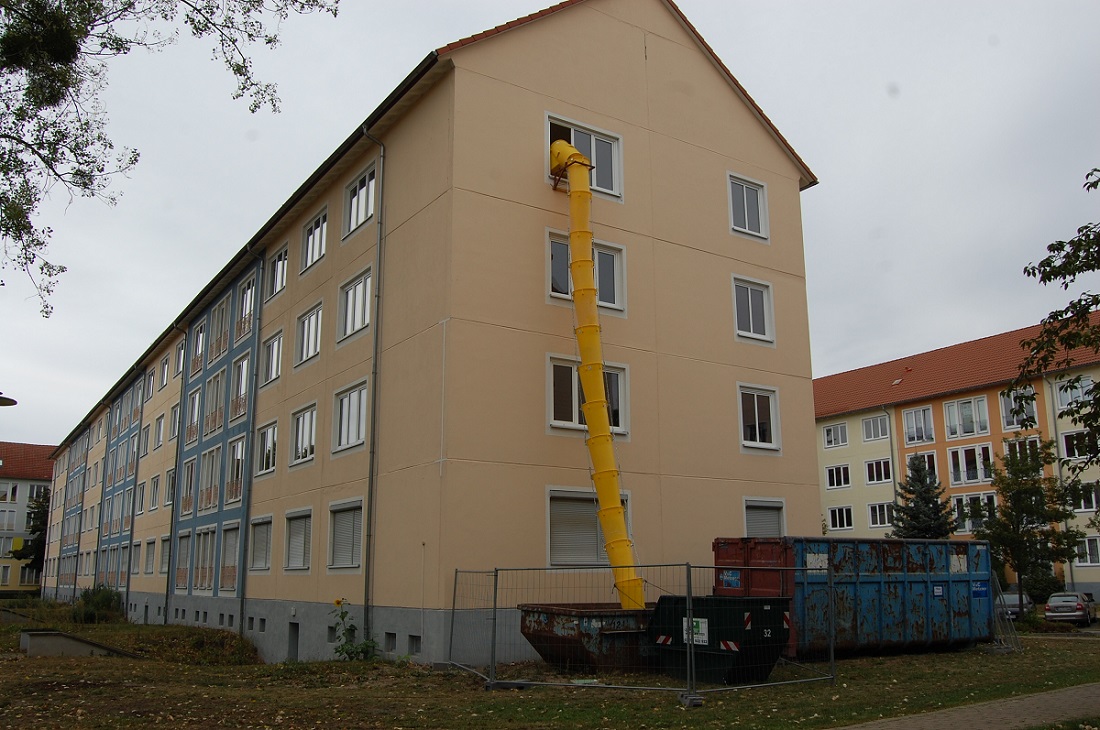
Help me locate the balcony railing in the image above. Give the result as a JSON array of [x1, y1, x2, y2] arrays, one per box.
[[199, 486, 218, 511], [230, 395, 247, 420], [203, 408, 223, 435], [190, 354, 203, 375], [225, 479, 242, 503], [175, 568, 188, 589], [235, 314, 253, 340], [185, 423, 199, 443], [220, 565, 237, 589], [180, 494, 193, 514]]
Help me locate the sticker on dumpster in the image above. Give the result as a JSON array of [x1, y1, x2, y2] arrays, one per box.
[[720, 569, 741, 588], [972, 581, 989, 598], [933, 584, 944, 598], [682, 617, 709, 645]]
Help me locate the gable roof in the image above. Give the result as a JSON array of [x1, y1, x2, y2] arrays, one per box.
[[813, 315, 1100, 420], [436, 0, 817, 191], [0, 442, 55, 481]]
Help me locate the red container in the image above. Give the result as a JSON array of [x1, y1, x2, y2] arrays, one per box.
[[712, 537, 794, 598]]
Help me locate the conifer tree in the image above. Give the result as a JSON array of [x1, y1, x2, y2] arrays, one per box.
[[891, 454, 957, 539]]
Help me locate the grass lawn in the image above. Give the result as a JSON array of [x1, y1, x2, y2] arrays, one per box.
[[2, 613, 1099, 729]]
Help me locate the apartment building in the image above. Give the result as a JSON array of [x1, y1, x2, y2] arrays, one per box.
[[0, 442, 53, 595], [44, 0, 821, 663], [814, 321, 1100, 597]]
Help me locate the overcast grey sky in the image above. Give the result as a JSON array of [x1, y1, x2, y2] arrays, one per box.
[[2, 0, 1099, 446]]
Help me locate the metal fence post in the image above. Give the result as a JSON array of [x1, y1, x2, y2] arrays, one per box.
[[489, 568, 499, 687], [685, 563, 695, 694], [448, 569, 459, 664], [828, 559, 836, 684]]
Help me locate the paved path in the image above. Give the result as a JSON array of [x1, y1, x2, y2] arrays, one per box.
[[839, 682, 1100, 729]]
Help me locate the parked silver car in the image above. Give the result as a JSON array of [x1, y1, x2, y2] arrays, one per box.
[[1044, 592, 1095, 627]]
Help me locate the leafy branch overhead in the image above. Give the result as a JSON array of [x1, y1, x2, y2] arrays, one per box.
[[0, 0, 338, 315], [1014, 168, 1100, 470]]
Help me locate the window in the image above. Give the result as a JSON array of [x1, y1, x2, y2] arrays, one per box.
[[953, 493, 996, 533], [944, 396, 989, 439], [1006, 437, 1041, 464], [909, 451, 937, 478], [174, 342, 185, 375], [302, 212, 327, 271], [160, 537, 171, 573], [1077, 537, 1100, 566], [728, 173, 767, 238], [286, 512, 312, 570], [346, 168, 376, 232], [170, 403, 180, 441], [862, 414, 889, 442], [549, 235, 624, 309], [165, 468, 175, 506], [181, 459, 196, 514], [185, 389, 200, 443], [1000, 387, 1036, 430], [141, 425, 150, 456], [176, 533, 191, 588], [744, 501, 784, 537], [159, 357, 169, 389], [194, 529, 216, 590], [149, 475, 160, 510], [144, 539, 156, 574], [548, 491, 629, 566], [261, 332, 282, 384], [296, 305, 322, 363], [1063, 431, 1097, 461], [190, 323, 206, 376], [230, 355, 249, 420], [733, 277, 772, 342], [221, 526, 239, 590], [135, 481, 145, 514], [204, 370, 225, 435], [329, 503, 362, 568], [1078, 483, 1100, 512], [198, 445, 222, 511], [548, 116, 620, 196], [828, 506, 853, 531], [249, 519, 271, 571], [154, 415, 164, 449], [1057, 376, 1094, 410], [949, 444, 994, 485], [739, 385, 778, 449], [209, 296, 230, 362], [868, 503, 894, 528], [335, 384, 368, 450], [292, 407, 316, 464], [823, 423, 848, 449], [550, 359, 626, 433], [236, 277, 255, 341], [866, 459, 892, 484], [145, 370, 155, 400], [255, 422, 277, 475], [903, 407, 933, 445], [826, 464, 850, 489], [267, 247, 288, 299], [226, 438, 245, 503], [339, 271, 371, 339]]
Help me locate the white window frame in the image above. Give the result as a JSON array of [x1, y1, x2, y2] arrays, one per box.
[[728, 172, 769, 239], [255, 421, 278, 476], [249, 517, 272, 571], [944, 396, 989, 440], [301, 211, 327, 272], [154, 415, 164, 450], [226, 436, 246, 503], [334, 382, 368, 452], [338, 270, 371, 340], [236, 276, 255, 342], [296, 305, 322, 364], [1076, 536, 1100, 566], [1057, 375, 1094, 410], [547, 115, 622, 197], [862, 414, 889, 442], [328, 500, 363, 569], [285, 510, 312, 571], [825, 464, 850, 489], [739, 383, 779, 450], [230, 354, 249, 421], [548, 233, 626, 311], [909, 451, 937, 479], [948, 443, 994, 486], [1063, 430, 1095, 461], [261, 332, 282, 385], [953, 492, 996, 534], [267, 247, 288, 300], [1077, 483, 1100, 513], [868, 502, 894, 529], [732, 275, 774, 343], [823, 423, 848, 449], [149, 475, 160, 511], [865, 458, 892, 485], [903, 406, 933, 445], [547, 488, 629, 567], [345, 167, 376, 234], [291, 406, 317, 465], [828, 506, 853, 531], [1000, 386, 1036, 430], [549, 357, 628, 434]]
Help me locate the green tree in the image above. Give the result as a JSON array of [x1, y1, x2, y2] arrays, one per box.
[[971, 440, 1083, 611], [0, 0, 339, 315], [1013, 168, 1100, 470], [11, 486, 48, 572], [890, 454, 957, 539]]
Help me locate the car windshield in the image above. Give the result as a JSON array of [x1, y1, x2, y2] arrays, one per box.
[[1049, 595, 1078, 604]]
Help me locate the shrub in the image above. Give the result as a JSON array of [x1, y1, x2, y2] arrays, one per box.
[[71, 585, 123, 624]]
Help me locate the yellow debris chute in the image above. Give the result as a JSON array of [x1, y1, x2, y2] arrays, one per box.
[[550, 139, 645, 610]]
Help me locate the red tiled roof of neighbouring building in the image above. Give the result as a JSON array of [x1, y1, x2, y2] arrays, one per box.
[[813, 314, 1100, 419], [0, 442, 55, 481]]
